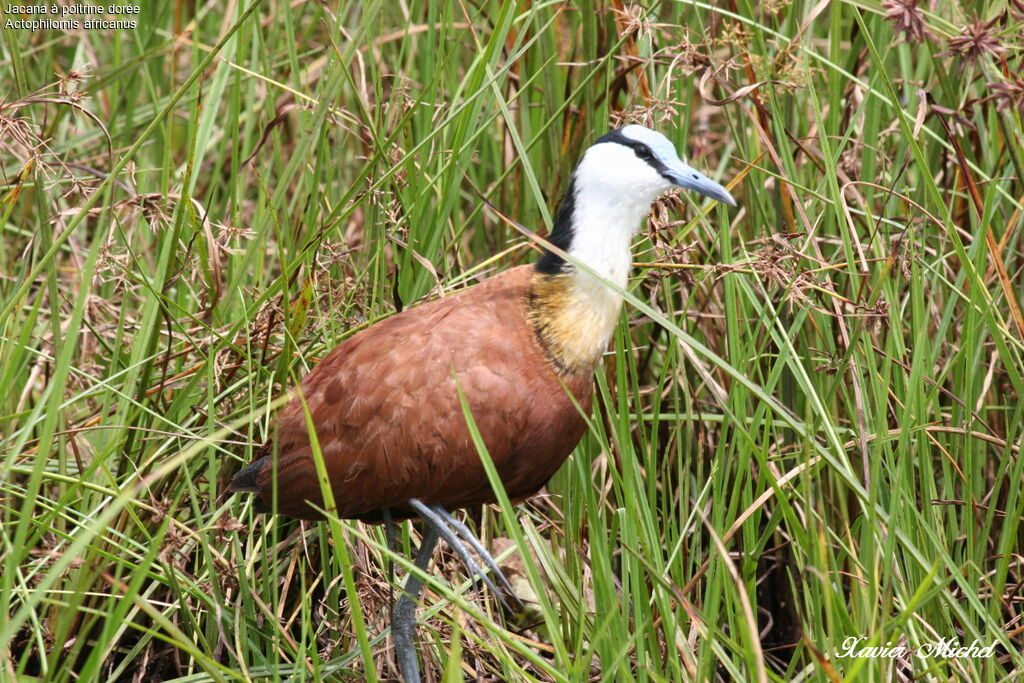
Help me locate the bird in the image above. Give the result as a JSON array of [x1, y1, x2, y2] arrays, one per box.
[[230, 124, 736, 682]]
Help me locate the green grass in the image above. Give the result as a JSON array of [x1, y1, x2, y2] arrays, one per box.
[[2, 0, 1023, 680]]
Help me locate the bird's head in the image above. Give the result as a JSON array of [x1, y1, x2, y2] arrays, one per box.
[[575, 124, 737, 208], [535, 124, 736, 278], [531, 125, 737, 366]]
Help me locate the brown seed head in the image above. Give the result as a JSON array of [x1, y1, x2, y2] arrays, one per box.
[[940, 14, 1006, 66], [881, 0, 934, 43], [987, 73, 1024, 111]]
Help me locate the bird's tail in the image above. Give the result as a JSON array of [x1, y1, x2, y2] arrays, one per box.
[[229, 456, 268, 493]]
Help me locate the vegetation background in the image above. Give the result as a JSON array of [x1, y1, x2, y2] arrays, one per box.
[[2, 0, 1022, 680]]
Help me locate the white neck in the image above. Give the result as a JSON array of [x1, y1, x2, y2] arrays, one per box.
[[562, 141, 670, 290], [566, 180, 654, 291], [546, 180, 659, 367], [527, 140, 673, 372]]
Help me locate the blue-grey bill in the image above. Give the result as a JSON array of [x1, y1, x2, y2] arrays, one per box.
[[668, 165, 737, 207]]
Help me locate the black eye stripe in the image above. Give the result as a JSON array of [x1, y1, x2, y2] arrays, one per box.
[[593, 128, 669, 172], [621, 140, 653, 159], [627, 142, 669, 174]]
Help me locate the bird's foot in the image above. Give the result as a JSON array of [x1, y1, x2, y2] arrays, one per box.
[[406, 498, 523, 614]]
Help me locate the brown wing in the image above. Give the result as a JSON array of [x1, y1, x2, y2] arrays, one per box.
[[239, 266, 593, 520]]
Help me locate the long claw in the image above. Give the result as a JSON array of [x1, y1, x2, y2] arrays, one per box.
[[406, 499, 510, 609], [427, 503, 523, 612]]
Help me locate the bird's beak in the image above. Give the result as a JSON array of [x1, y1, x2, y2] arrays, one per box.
[[665, 161, 737, 207]]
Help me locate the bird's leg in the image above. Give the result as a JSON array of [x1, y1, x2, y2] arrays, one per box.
[[383, 507, 396, 611], [406, 498, 520, 613], [393, 524, 439, 683], [427, 504, 523, 612]]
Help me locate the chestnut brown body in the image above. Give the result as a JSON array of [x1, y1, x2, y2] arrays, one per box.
[[233, 265, 594, 521], [232, 125, 736, 530]]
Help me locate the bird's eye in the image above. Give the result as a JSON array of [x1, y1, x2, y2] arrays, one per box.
[[635, 147, 654, 162]]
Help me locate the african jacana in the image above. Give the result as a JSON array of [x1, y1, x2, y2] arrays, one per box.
[[231, 125, 736, 681]]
